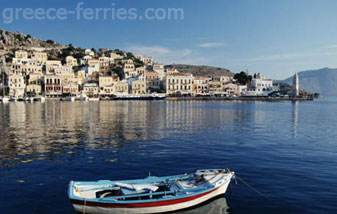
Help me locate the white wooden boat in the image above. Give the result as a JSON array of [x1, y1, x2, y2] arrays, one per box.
[[68, 169, 234, 214]]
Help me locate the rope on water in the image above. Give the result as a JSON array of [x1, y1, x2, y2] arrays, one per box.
[[235, 175, 281, 205]]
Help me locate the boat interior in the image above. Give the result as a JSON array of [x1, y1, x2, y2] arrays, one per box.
[[71, 169, 232, 201]]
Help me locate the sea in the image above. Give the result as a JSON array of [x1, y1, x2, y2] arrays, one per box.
[[0, 98, 337, 214]]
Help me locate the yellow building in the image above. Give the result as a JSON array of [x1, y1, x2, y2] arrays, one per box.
[[26, 84, 42, 95], [83, 83, 99, 97], [131, 78, 146, 94], [113, 81, 129, 94], [8, 74, 26, 98], [62, 83, 79, 95], [193, 76, 210, 96]]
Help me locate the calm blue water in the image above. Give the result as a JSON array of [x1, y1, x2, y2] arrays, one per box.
[[1, 99, 337, 214]]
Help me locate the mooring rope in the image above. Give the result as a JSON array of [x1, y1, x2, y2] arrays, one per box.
[[83, 198, 87, 214], [235, 175, 281, 205]]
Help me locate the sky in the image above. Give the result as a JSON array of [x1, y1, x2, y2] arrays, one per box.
[[1, 0, 337, 79]]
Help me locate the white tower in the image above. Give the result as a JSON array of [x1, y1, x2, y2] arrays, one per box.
[[292, 73, 299, 97]]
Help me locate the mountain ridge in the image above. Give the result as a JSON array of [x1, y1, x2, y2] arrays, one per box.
[[283, 67, 337, 96]]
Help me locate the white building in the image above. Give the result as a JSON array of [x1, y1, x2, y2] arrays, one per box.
[[166, 73, 194, 95], [245, 73, 278, 96]]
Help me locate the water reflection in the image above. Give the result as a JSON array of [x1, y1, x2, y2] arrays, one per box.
[[292, 101, 299, 139], [173, 196, 230, 214], [0, 101, 247, 166]]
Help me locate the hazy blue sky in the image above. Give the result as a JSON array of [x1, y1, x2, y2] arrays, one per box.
[[1, 0, 337, 79]]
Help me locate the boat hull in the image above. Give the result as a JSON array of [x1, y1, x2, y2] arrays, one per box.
[[71, 180, 231, 214]]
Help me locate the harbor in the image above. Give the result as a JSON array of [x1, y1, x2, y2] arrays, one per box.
[[0, 98, 336, 214]]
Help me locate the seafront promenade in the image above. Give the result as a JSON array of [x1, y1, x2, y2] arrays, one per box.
[[0, 95, 314, 103]]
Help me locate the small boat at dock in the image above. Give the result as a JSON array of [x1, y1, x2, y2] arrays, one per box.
[[68, 168, 234, 214]]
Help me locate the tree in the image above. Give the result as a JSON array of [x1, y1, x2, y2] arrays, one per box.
[[46, 40, 55, 44], [234, 71, 252, 85]]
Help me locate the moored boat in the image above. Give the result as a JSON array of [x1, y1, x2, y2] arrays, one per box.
[[68, 169, 234, 214]]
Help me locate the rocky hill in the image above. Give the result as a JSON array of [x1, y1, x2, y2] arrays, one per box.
[[165, 64, 233, 77], [0, 30, 234, 77], [0, 29, 64, 49]]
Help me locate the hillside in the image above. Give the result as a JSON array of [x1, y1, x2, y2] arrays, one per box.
[[165, 64, 233, 77], [0, 30, 234, 77], [0, 29, 64, 49], [283, 67, 337, 96]]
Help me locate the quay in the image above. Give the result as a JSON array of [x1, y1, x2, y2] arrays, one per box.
[[166, 96, 314, 101]]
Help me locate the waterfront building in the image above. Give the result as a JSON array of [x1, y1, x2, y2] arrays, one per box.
[[44, 75, 62, 97], [99, 76, 116, 91], [26, 84, 42, 95], [166, 73, 194, 96], [100, 85, 115, 96], [62, 83, 79, 95], [193, 76, 210, 96], [83, 83, 99, 97], [223, 83, 240, 96], [131, 76, 146, 94], [245, 73, 277, 96], [8, 74, 25, 98], [292, 73, 299, 97], [209, 80, 225, 96], [113, 80, 129, 95]]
